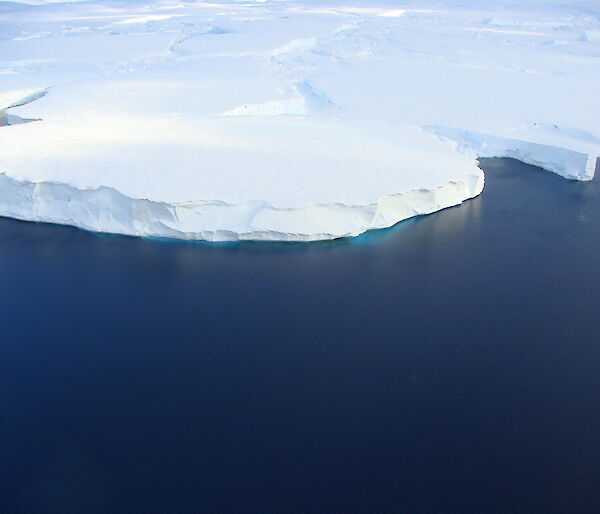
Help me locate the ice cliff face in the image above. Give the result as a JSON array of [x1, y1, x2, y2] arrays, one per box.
[[426, 126, 598, 182], [0, 171, 483, 242], [0, 0, 598, 241]]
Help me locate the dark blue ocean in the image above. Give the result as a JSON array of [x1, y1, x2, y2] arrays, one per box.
[[1, 158, 600, 513]]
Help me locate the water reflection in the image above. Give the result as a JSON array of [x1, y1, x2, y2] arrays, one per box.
[[1, 158, 600, 513]]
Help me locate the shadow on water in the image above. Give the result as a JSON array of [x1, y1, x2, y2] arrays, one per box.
[[1, 158, 600, 514]]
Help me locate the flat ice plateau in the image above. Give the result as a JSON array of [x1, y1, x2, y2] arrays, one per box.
[[0, 0, 598, 241]]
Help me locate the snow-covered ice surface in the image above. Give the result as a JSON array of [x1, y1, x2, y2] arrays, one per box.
[[0, 0, 598, 241], [0, 86, 48, 125]]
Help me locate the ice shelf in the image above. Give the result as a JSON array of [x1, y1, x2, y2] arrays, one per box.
[[0, 117, 483, 241]]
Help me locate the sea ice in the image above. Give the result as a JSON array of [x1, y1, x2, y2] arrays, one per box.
[[0, 0, 598, 241]]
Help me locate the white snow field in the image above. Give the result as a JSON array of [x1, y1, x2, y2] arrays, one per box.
[[0, 0, 598, 241]]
